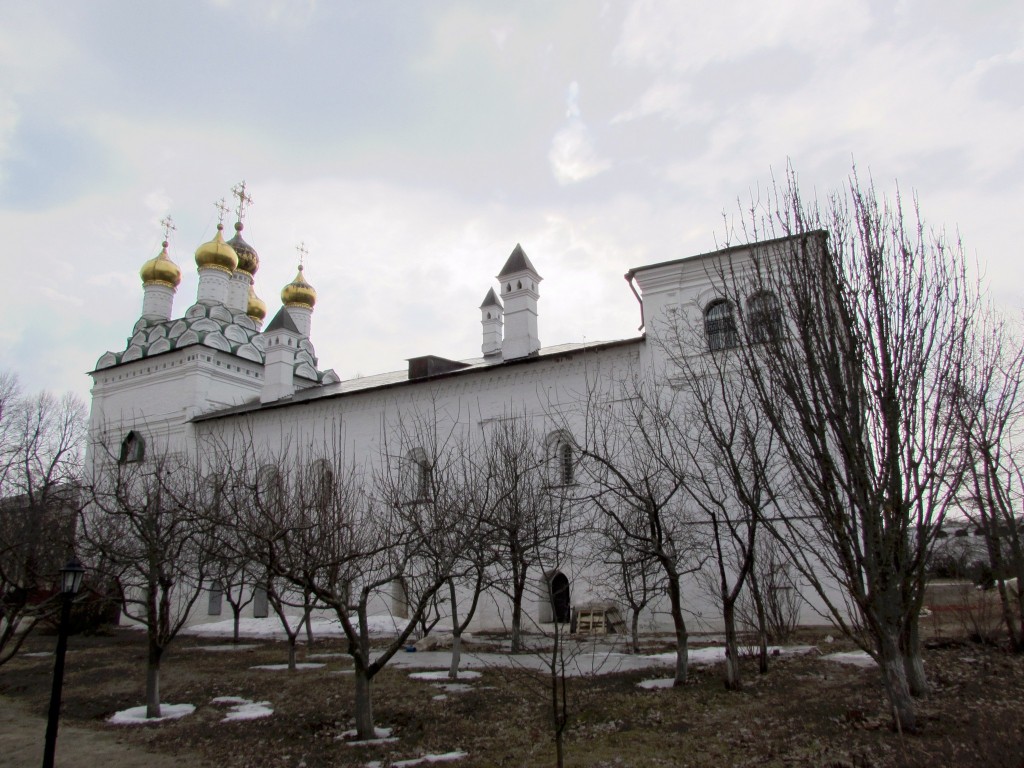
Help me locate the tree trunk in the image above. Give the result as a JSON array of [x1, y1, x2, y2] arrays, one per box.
[[303, 590, 315, 648], [449, 581, 462, 679], [232, 605, 241, 644], [630, 608, 641, 654], [748, 568, 769, 674], [353, 665, 376, 740], [994, 578, 1020, 650], [901, 614, 927, 698], [145, 642, 163, 719], [879, 625, 917, 733], [666, 574, 689, 685], [511, 573, 525, 654], [288, 636, 297, 671], [722, 600, 741, 691]]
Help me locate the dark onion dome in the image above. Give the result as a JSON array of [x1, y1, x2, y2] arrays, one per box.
[[227, 221, 259, 275]]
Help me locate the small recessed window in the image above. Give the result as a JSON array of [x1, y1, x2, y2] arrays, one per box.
[[119, 431, 145, 463], [253, 585, 269, 618], [747, 291, 782, 343]]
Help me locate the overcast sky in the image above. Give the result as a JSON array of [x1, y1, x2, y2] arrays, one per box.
[[1, 0, 1021, 404]]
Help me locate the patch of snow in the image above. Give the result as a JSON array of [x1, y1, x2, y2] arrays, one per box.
[[223, 701, 274, 722], [643, 645, 816, 667], [210, 696, 275, 722], [211, 696, 251, 705], [340, 726, 399, 746], [391, 752, 469, 767], [196, 644, 260, 652], [637, 678, 676, 690], [108, 703, 196, 724], [821, 651, 876, 668], [306, 652, 347, 659], [434, 684, 474, 693], [183, 612, 403, 640], [409, 670, 482, 681], [250, 662, 326, 671], [432, 695, 448, 701], [23, 651, 52, 657]]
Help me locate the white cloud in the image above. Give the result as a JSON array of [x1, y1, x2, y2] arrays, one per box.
[[549, 81, 611, 185], [614, 0, 872, 73]]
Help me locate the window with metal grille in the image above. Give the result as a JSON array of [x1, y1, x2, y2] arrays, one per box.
[[547, 432, 575, 486], [705, 299, 738, 351], [559, 441, 574, 485]]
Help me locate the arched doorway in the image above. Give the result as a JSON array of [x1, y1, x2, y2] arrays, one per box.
[[549, 572, 571, 624]]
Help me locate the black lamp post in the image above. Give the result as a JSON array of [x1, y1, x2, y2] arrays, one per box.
[[41, 557, 85, 768]]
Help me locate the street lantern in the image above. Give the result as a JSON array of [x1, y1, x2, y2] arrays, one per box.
[[60, 558, 85, 596], [42, 557, 86, 768]]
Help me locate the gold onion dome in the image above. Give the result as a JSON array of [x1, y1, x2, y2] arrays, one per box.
[[247, 286, 267, 322], [140, 241, 182, 287], [281, 265, 316, 308], [227, 221, 259, 275], [194, 223, 239, 273]]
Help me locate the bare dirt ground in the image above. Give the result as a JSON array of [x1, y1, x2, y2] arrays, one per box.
[[2, 627, 1023, 768]]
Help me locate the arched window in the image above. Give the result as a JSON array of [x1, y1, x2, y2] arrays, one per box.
[[391, 578, 409, 619], [118, 431, 145, 463], [705, 299, 738, 352], [207, 581, 223, 616], [408, 448, 431, 501], [547, 432, 575, 486], [309, 459, 334, 510], [747, 291, 782, 343], [257, 465, 282, 509]]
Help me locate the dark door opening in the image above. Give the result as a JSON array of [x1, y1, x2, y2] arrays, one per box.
[[550, 572, 571, 623]]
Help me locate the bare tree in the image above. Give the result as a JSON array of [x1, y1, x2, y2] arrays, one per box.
[[377, 405, 496, 680], [661, 314, 785, 688], [0, 377, 86, 665], [575, 372, 703, 685], [82, 434, 209, 718], [592, 515, 662, 654], [958, 309, 1024, 649], [482, 414, 564, 654], [683, 167, 976, 730], [216, 420, 464, 740]]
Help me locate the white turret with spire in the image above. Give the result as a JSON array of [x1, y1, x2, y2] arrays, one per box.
[[498, 244, 541, 359], [480, 287, 503, 358]]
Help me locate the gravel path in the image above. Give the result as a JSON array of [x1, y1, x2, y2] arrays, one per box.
[[0, 697, 212, 768]]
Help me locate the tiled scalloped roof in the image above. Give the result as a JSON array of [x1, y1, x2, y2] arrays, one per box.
[[94, 303, 333, 384]]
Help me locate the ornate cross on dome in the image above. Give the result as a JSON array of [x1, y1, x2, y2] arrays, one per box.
[[232, 180, 254, 223], [296, 241, 308, 268], [160, 215, 176, 243], [215, 198, 230, 225]]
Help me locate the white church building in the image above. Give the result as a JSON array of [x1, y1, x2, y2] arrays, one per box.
[[86, 198, 812, 637]]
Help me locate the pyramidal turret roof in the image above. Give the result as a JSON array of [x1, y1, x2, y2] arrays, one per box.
[[479, 287, 503, 309], [265, 307, 301, 334], [497, 244, 541, 279]]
